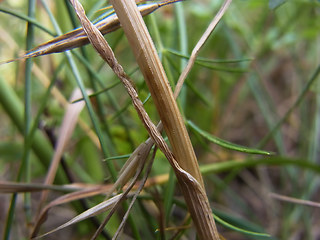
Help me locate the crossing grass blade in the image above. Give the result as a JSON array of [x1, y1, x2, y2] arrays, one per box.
[[33, 194, 124, 239], [187, 120, 272, 155], [1, 0, 183, 65]]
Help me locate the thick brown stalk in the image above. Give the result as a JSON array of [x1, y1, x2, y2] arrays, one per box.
[[110, 0, 221, 239], [110, 0, 203, 188]]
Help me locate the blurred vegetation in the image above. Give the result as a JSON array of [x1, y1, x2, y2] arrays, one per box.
[[0, 0, 319, 239]]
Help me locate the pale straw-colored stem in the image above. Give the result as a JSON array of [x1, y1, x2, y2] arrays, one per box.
[[110, 0, 224, 239], [110, 0, 204, 187]]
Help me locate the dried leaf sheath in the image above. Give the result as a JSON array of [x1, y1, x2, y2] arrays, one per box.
[[110, 0, 204, 187]]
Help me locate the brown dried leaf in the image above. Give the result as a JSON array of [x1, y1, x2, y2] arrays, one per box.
[[1, 1, 182, 65], [44, 88, 90, 185], [174, 0, 233, 98], [31, 183, 113, 237], [109, 139, 153, 194], [32, 194, 123, 239], [37, 88, 91, 213]]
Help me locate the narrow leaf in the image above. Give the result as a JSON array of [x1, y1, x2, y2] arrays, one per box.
[[0, 181, 80, 193], [188, 120, 272, 155], [213, 214, 272, 239], [33, 194, 123, 239], [31, 184, 116, 237], [166, 48, 253, 64]]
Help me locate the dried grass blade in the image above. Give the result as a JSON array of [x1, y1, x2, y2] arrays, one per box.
[[174, 0, 233, 98], [91, 147, 156, 240], [32, 194, 123, 239], [31, 183, 113, 237], [108, 139, 153, 194], [270, 192, 320, 208], [1, 0, 182, 64], [38, 88, 89, 207]]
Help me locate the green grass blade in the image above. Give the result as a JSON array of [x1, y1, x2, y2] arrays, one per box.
[[0, 77, 65, 181], [22, 0, 36, 225], [200, 156, 320, 175], [195, 61, 248, 73], [188, 120, 272, 155], [213, 213, 273, 239], [42, 0, 117, 180], [0, 6, 55, 36], [3, 0, 37, 237], [165, 48, 249, 72], [63, 0, 78, 28], [71, 80, 121, 103], [175, 1, 188, 109], [164, 168, 176, 225], [259, 64, 320, 148], [105, 154, 131, 161], [166, 48, 253, 64], [72, 49, 137, 150]]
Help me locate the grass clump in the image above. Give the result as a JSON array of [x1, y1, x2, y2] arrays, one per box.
[[0, 0, 319, 239]]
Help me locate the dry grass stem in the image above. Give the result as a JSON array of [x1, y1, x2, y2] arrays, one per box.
[[38, 89, 89, 205], [108, 139, 153, 194], [174, 0, 233, 98], [110, 0, 204, 186], [112, 151, 155, 240], [270, 192, 320, 208], [0, 1, 181, 65], [31, 184, 112, 237], [109, 0, 228, 238], [32, 194, 124, 239]]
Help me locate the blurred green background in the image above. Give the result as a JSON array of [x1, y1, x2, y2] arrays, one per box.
[[0, 0, 319, 239]]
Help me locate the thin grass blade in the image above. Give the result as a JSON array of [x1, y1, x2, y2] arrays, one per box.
[[188, 120, 272, 155], [38, 88, 91, 209], [213, 214, 272, 239], [0, 181, 81, 193], [32, 194, 123, 239], [31, 183, 113, 237]]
